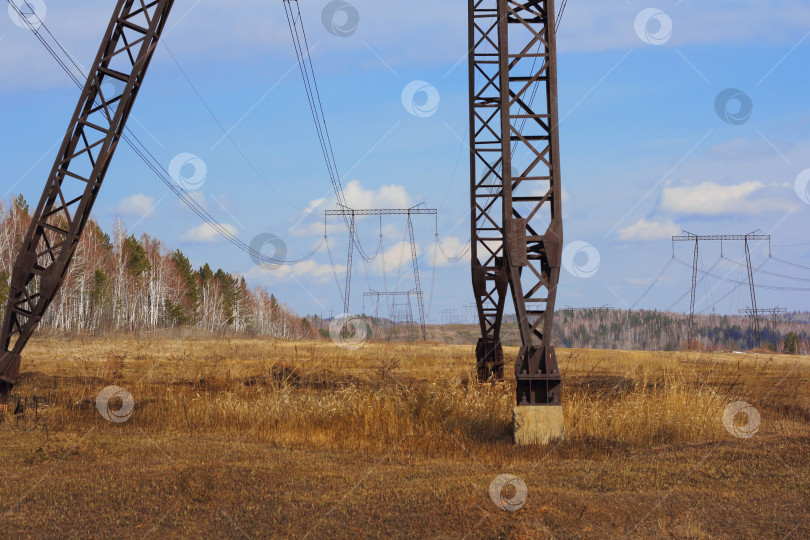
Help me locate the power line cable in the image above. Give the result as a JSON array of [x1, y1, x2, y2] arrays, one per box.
[[771, 256, 810, 273], [673, 257, 810, 292], [698, 252, 716, 312], [285, 0, 389, 268], [324, 219, 345, 301], [630, 256, 674, 309], [723, 257, 810, 283], [666, 257, 722, 311], [159, 42, 295, 207], [9, 1, 319, 266], [283, 0, 346, 209], [556, 0, 570, 31], [699, 259, 771, 315]]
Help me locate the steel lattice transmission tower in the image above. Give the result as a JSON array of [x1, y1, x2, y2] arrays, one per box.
[[325, 207, 435, 341], [469, 0, 564, 406], [739, 307, 786, 349], [364, 291, 420, 341], [672, 231, 771, 348]]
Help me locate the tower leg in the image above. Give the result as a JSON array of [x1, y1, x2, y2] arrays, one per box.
[[0, 0, 175, 403], [469, 0, 509, 383], [496, 0, 566, 443], [475, 338, 504, 381]]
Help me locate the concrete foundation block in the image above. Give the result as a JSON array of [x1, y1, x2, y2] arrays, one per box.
[[513, 405, 565, 445]]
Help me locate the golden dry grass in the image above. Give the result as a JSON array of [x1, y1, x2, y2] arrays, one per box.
[[0, 337, 808, 538], [9, 338, 807, 450]]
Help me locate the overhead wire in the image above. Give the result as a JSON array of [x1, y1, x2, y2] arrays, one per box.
[[283, 1, 398, 270], [698, 259, 772, 315], [394, 225, 408, 292], [324, 217, 345, 300], [427, 232, 439, 318], [159, 43, 295, 207], [282, 0, 346, 209], [556, 0, 570, 31], [350, 217, 384, 263], [629, 256, 674, 310], [284, 0, 383, 266], [666, 257, 722, 311], [10, 0, 323, 267], [435, 235, 472, 263], [771, 256, 810, 273], [698, 252, 716, 312], [723, 257, 810, 283], [729, 255, 744, 313], [673, 257, 810, 292]]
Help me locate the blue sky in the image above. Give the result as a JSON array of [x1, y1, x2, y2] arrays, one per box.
[[1, 0, 810, 320]]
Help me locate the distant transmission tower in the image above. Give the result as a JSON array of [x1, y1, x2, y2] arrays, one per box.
[[739, 307, 787, 349], [672, 230, 771, 347], [364, 290, 421, 341], [326, 205, 436, 340]]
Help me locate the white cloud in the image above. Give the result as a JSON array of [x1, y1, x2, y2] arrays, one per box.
[[175, 190, 207, 210], [618, 218, 680, 241], [4, 1, 810, 91], [557, 1, 810, 53], [117, 194, 155, 218], [343, 179, 412, 209], [368, 241, 421, 275], [291, 180, 416, 237], [426, 236, 470, 266], [290, 220, 343, 238], [246, 260, 343, 285], [182, 222, 238, 243], [660, 181, 797, 216], [302, 197, 327, 216]]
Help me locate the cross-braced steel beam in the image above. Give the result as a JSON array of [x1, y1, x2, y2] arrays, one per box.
[[0, 0, 175, 402], [469, 0, 509, 381], [470, 0, 564, 405], [499, 0, 564, 406]]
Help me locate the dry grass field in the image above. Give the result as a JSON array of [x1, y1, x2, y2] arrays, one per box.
[[0, 336, 807, 538]]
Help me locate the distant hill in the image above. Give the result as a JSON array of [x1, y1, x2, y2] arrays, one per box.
[[421, 309, 810, 354]]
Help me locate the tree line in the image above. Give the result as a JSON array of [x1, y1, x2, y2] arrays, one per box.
[[552, 308, 810, 353], [0, 195, 316, 339]]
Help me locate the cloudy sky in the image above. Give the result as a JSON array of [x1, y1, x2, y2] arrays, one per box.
[[1, 0, 809, 319]]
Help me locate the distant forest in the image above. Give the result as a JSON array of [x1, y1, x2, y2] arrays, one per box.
[[423, 309, 810, 353], [552, 308, 809, 353], [3, 194, 808, 353], [0, 195, 316, 340]]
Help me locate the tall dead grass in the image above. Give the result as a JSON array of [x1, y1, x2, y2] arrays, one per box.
[[2, 337, 807, 453]]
